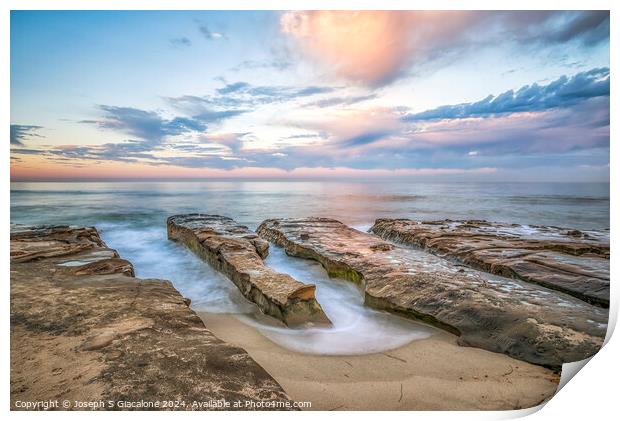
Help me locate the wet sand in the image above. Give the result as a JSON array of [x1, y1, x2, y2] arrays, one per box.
[[199, 312, 560, 411]]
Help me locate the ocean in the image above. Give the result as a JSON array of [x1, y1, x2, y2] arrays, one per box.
[[10, 181, 610, 354]]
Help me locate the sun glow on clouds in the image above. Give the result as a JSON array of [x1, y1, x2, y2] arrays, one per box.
[[9, 11, 610, 180], [278, 106, 402, 146], [280, 11, 475, 86]]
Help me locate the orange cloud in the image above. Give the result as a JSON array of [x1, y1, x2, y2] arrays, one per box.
[[280, 11, 476, 86]]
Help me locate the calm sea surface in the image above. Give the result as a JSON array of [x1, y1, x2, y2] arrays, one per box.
[[10, 181, 609, 354]]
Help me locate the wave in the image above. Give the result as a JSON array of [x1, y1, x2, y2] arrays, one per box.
[[508, 195, 609, 205]]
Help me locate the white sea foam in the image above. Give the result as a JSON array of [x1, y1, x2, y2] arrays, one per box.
[[100, 223, 433, 355], [248, 246, 434, 355], [99, 224, 255, 314]]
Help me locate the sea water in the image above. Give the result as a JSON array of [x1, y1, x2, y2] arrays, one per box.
[[10, 181, 609, 354]]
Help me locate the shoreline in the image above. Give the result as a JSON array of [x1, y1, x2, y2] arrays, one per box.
[[12, 219, 603, 411], [198, 312, 560, 411]]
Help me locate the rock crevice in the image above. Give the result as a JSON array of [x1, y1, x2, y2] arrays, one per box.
[[167, 214, 331, 327]]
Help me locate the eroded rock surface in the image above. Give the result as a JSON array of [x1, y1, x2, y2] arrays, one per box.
[[167, 214, 330, 327], [11, 225, 292, 410], [257, 218, 608, 368], [371, 219, 609, 307]]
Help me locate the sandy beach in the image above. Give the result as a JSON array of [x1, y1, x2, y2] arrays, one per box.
[[199, 312, 560, 411]]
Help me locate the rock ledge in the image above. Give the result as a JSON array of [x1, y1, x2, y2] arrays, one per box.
[[371, 219, 609, 307], [167, 214, 330, 327], [257, 217, 607, 368], [11, 225, 292, 410]]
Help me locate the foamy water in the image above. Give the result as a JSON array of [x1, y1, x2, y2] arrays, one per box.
[[98, 223, 256, 314], [253, 245, 433, 354], [96, 222, 433, 354]]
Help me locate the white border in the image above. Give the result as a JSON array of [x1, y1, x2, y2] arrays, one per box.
[[2, 1, 617, 420]]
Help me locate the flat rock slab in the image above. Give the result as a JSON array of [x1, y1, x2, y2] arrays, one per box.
[[371, 219, 609, 307], [257, 218, 608, 369], [167, 214, 330, 327], [11, 225, 292, 410]]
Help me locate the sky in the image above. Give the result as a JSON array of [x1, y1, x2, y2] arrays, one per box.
[[10, 10, 610, 181]]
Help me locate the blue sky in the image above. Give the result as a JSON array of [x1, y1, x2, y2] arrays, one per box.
[[10, 10, 610, 180]]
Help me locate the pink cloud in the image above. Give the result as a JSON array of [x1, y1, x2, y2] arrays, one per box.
[[292, 106, 402, 141], [280, 11, 477, 86], [401, 103, 609, 153]]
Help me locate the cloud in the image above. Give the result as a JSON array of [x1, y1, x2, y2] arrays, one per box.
[[198, 22, 225, 40], [11, 67, 609, 179], [403, 68, 609, 121], [80, 105, 217, 142], [15, 100, 250, 168], [282, 106, 404, 149], [55, 139, 163, 162], [13, 93, 608, 174], [280, 11, 440, 87], [230, 59, 291, 72], [295, 86, 335, 96], [263, 69, 609, 170], [81, 106, 200, 141], [192, 109, 248, 123], [201, 132, 252, 152], [11, 140, 160, 166], [71, 103, 253, 165], [303, 93, 377, 108], [170, 37, 192, 48], [280, 11, 609, 87], [73, 104, 248, 166], [397, 97, 609, 159], [216, 82, 336, 99], [283, 133, 321, 140], [509, 10, 609, 46], [216, 82, 250, 95], [341, 130, 395, 147], [168, 81, 339, 114], [10, 124, 43, 145]]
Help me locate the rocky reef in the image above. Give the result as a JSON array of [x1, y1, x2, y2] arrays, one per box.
[[257, 218, 608, 369], [10, 225, 292, 410], [167, 214, 331, 327], [370, 219, 609, 307]]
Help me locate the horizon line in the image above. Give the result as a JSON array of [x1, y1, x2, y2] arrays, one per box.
[[10, 177, 611, 184]]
